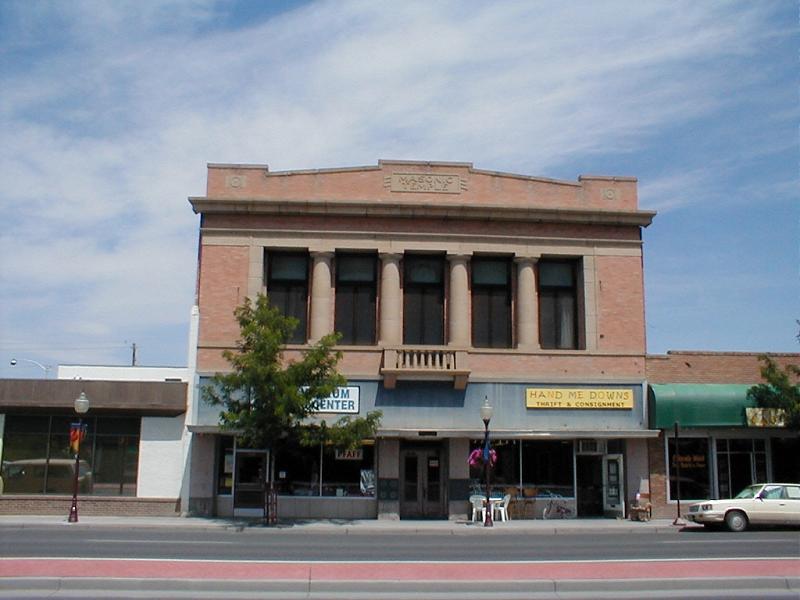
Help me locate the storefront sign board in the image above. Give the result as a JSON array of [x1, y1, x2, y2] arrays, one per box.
[[526, 388, 634, 409], [335, 448, 364, 460], [310, 386, 360, 414]]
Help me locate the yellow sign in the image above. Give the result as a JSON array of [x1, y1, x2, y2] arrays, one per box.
[[526, 388, 634, 410]]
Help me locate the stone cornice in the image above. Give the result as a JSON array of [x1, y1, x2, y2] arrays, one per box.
[[189, 196, 656, 228]]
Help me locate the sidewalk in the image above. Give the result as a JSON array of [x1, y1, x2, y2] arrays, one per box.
[[0, 514, 694, 534]]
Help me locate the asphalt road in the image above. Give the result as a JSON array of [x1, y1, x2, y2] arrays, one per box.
[[1, 525, 798, 562]]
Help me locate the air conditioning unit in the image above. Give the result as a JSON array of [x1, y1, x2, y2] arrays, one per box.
[[577, 439, 606, 455]]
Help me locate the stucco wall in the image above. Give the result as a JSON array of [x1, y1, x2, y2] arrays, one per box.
[[137, 415, 185, 498]]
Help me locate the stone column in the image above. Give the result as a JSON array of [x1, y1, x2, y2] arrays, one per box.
[[515, 256, 539, 350], [379, 253, 402, 345], [247, 244, 264, 299], [309, 252, 333, 343], [447, 254, 470, 347]]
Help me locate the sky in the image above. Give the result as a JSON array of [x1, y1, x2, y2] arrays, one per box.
[[0, 0, 797, 379]]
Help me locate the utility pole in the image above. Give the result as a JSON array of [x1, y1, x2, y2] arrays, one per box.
[[131, 343, 137, 366]]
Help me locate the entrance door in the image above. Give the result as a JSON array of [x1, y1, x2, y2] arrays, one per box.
[[399, 445, 445, 519], [233, 450, 267, 518], [603, 454, 625, 517], [576, 455, 604, 517]]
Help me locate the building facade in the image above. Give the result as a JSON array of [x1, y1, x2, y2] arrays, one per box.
[[187, 160, 658, 520], [0, 366, 189, 516], [646, 351, 800, 519]]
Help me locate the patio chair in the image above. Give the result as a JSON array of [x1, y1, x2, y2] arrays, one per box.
[[469, 495, 486, 522], [493, 494, 511, 522]]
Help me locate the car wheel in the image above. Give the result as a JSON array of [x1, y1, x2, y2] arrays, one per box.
[[725, 510, 748, 532]]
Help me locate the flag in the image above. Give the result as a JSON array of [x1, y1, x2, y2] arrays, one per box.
[[69, 423, 87, 454]]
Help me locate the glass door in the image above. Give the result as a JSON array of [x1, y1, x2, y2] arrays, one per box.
[[603, 454, 624, 517], [233, 450, 267, 517], [399, 445, 445, 519]]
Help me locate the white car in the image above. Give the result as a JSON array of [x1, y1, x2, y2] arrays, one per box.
[[686, 483, 800, 532]]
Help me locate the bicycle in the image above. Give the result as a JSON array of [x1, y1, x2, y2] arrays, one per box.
[[542, 496, 573, 519]]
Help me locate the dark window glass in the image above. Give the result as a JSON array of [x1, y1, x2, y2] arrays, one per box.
[[472, 258, 511, 348], [274, 441, 375, 497], [715, 437, 767, 498], [1, 414, 139, 496], [668, 437, 710, 500], [335, 254, 377, 345], [403, 255, 444, 345], [267, 252, 309, 344], [538, 260, 579, 349], [520, 440, 574, 497], [217, 437, 234, 495], [771, 438, 800, 483], [468, 440, 519, 491], [468, 440, 574, 497]]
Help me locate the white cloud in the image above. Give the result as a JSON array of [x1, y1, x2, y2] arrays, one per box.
[[0, 0, 794, 372]]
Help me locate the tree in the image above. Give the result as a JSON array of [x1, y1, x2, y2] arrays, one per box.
[[747, 355, 800, 429], [204, 293, 382, 522]]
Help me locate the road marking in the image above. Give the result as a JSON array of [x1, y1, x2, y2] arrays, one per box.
[[9, 556, 799, 564], [86, 540, 236, 545]]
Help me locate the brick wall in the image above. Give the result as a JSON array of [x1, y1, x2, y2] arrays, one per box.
[[0, 496, 180, 516], [596, 255, 646, 353], [647, 351, 800, 384]]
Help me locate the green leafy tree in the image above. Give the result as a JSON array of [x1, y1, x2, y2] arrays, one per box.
[[747, 355, 800, 429], [204, 293, 381, 521]]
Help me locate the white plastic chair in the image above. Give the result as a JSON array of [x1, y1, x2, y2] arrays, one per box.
[[469, 495, 486, 522], [493, 494, 511, 522]]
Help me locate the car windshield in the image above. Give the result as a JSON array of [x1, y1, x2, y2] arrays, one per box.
[[734, 485, 761, 499]]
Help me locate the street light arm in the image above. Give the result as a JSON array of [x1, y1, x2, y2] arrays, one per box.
[[10, 358, 51, 377]]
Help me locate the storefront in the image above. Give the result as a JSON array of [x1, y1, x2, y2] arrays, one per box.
[[648, 384, 800, 518], [189, 380, 656, 520], [0, 378, 187, 516]]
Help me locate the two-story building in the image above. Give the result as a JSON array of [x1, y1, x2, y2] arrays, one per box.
[[186, 160, 658, 520]]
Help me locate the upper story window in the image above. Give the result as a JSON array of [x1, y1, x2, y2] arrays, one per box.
[[471, 257, 512, 348], [538, 259, 579, 350], [335, 253, 377, 345], [267, 251, 309, 344], [403, 254, 444, 345]]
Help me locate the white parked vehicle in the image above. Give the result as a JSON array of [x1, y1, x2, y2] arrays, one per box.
[[686, 483, 800, 532]]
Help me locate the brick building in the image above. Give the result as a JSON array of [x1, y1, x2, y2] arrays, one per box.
[[645, 351, 800, 519], [186, 160, 658, 520]]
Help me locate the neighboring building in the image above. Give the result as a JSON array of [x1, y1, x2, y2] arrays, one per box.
[[646, 351, 800, 519], [0, 366, 189, 516], [187, 160, 658, 520]]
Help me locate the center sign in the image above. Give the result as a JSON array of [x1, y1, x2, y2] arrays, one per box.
[[310, 386, 360, 414]]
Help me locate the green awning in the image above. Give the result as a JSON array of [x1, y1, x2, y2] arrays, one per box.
[[649, 384, 755, 429]]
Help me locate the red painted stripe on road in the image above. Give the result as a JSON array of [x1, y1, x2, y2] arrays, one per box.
[[1, 558, 798, 582]]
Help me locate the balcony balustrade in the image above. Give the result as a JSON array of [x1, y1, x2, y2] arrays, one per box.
[[381, 348, 470, 390]]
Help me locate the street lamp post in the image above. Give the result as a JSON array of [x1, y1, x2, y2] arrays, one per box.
[[10, 358, 51, 378], [480, 397, 494, 527], [68, 392, 90, 523]]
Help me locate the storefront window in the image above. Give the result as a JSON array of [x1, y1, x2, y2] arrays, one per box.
[[274, 441, 375, 497], [716, 438, 767, 499], [468, 439, 575, 497], [1, 414, 140, 496], [771, 437, 800, 483], [469, 440, 519, 491], [521, 440, 574, 497], [668, 437, 710, 501], [217, 437, 234, 495]]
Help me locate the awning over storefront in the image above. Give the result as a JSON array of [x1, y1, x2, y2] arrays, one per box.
[[649, 384, 755, 428]]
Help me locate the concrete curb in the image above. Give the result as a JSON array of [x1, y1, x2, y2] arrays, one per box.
[[0, 575, 797, 599], [0, 515, 696, 535]]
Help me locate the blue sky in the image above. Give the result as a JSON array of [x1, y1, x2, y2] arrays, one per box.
[[1, 0, 797, 378]]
